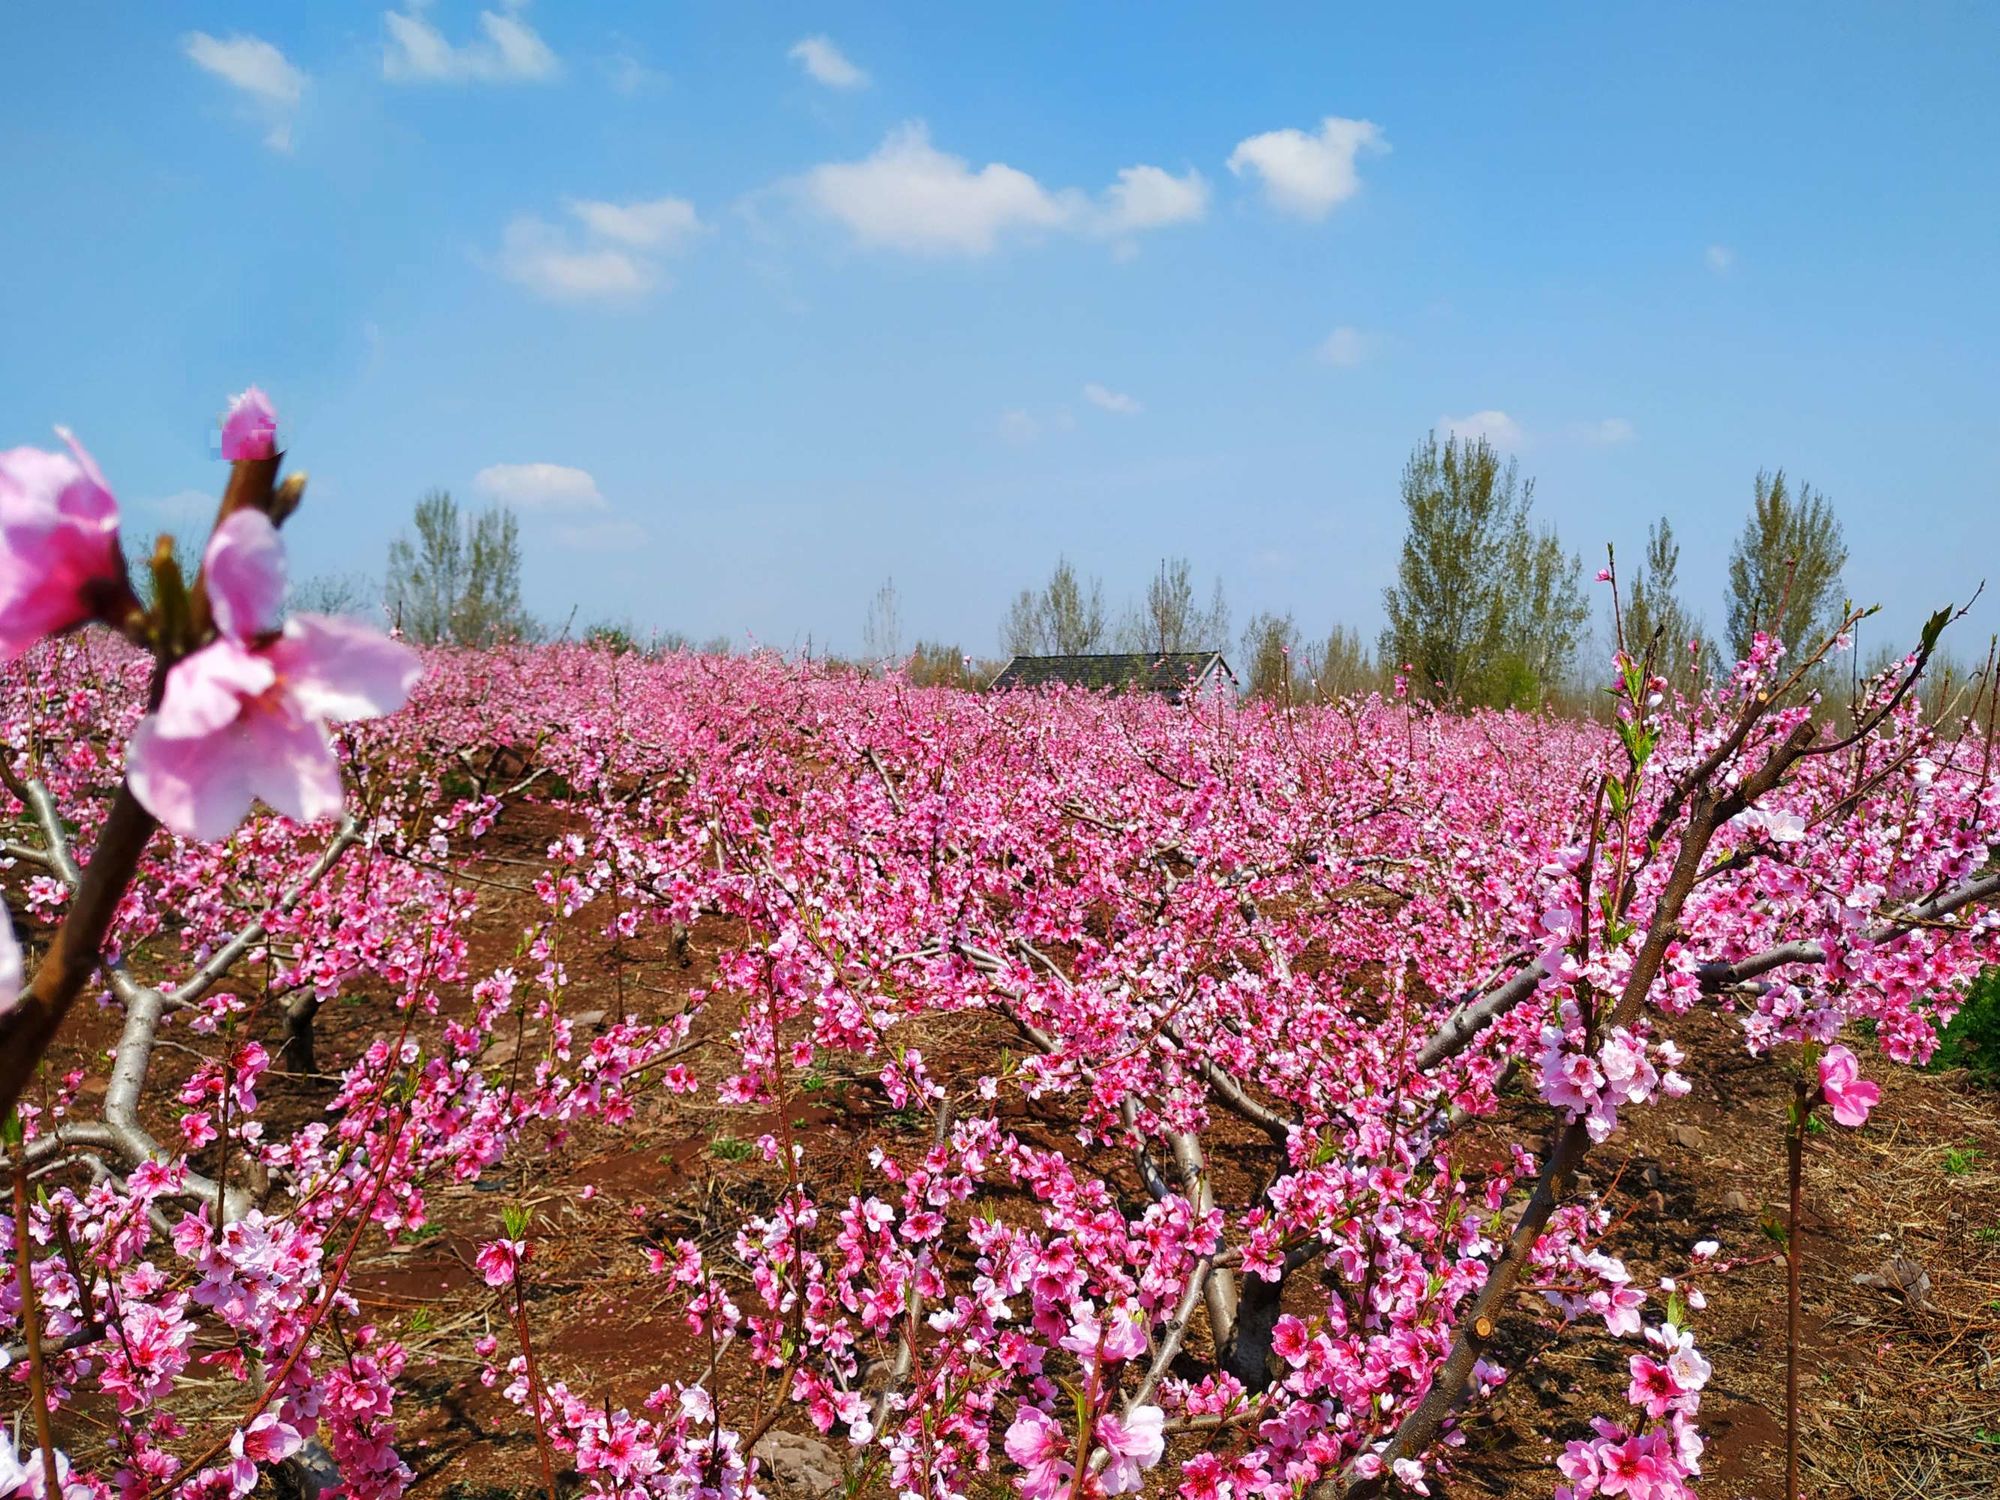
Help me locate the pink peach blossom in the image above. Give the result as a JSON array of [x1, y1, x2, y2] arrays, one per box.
[[127, 511, 419, 840], [476, 1239, 527, 1287], [220, 387, 278, 462], [1004, 1406, 1072, 1500], [0, 429, 125, 659], [201, 505, 286, 640], [1817, 1044, 1881, 1127], [1094, 1405, 1165, 1495]]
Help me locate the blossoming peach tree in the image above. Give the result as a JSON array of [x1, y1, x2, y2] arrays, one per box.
[[0, 393, 1996, 1500]]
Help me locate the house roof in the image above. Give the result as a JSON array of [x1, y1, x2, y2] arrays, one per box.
[[988, 651, 1235, 695]]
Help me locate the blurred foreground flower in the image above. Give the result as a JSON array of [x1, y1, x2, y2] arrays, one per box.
[[0, 430, 127, 660], [128, 511, 420, 840]]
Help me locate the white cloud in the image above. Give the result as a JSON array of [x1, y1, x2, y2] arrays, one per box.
[[1316, 326, 1369, 367], [799, 123, 1076, 255], [1083, 383, 1143, 416], [382, 2, 559, 84], [1578, 417, 1637, 445], [183, 32, 306, 151], [184, 32, 304, 104], [1705, 244, 1735, 274], [565, 196, 701, 249], [470, 463, 645, 551], [789, 35, 869, 90], [497, 217, 651, 301], [796, 124, 1205, 258], [1098, 165, 1208, 234], [998, 409, 1042, 444], [1438, 410, 1523, 448], [602, 48, 662, 95], [494, 196, 700, 302], [1228, 116, 1386, 220], [474, 462, 606, 512], [555, 518, 649, 550]]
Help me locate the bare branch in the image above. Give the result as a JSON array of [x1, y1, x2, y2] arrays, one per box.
[[16, 776, 85, 886], [1185, 1052, 1294, 1144], [1168, 1131, 1241, 1361], [1411, 963, 1550, 1073]]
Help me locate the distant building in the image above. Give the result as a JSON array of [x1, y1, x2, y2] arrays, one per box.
[[988, 651, 1237, 702]]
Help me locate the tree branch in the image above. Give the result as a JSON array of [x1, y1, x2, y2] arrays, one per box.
[[1320, 723, 1821, 1497], [168, 816, 364, 1008], [1696, 850, 2000, 992]]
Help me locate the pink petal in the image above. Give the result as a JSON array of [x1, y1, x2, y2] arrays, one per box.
[[1828, 1080, 1879, 1128], [273, 615, 422, 723], [0, 434, 124, 659], [239, 705, 345, 827], [127, 716, 261, 842], [54, 428, 120, 529], [153, 639, 273, 739], [220, 388, 278, 462], [129, 698, 342, 841], [203, 510, 287, 642]]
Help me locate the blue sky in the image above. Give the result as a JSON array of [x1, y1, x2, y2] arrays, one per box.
[[3, 2, 1996, 662]]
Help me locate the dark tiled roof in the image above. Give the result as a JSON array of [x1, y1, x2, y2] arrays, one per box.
[[988, 652, 1234, 696]]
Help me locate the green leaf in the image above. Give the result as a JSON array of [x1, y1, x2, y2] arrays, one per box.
[[1919, 604, 1953, 657]]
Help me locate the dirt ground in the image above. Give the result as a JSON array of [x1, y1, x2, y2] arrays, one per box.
[[30, 810, 2000, 1500]]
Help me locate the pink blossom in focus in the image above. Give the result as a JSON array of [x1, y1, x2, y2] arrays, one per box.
[[1271, 1313, 1312, 1366], [127, 511, 420, 841], [232, 1412, 304, 1464], [1060, 1298, 1147, 1366], [1626, 1354, 1681, 1418], [220, 387, 278, 462], [476, 1238, 527, 1288], [1004, 1406, 1073, 1500], [0, 429, 125, 660], [1094, 1404, 1165, 1495], [1817, 1044, 1881, 1127]]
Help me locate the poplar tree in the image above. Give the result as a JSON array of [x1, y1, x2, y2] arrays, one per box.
[[1379, 433, 1588, 707], [1724, 469, 1848, 660], [1121, 556, 1231, 654], [1619, 516, 1712, 688], [386, 489, 532, 645], [1001, 557, 1108, 655]]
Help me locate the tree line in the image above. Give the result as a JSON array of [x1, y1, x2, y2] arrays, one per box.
[[314, 431, 1865, 705], [950, 431, 1856, 707]]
